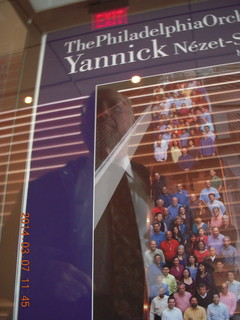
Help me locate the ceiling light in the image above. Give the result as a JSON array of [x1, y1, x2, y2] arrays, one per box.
[[131, 75, 141, 84], [24, 96, 33, 104]]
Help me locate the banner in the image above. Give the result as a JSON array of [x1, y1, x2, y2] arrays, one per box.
[[17, 0, 240, 319]]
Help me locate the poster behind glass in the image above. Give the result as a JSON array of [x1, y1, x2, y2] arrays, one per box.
[[93, 65, 240, 319], [1, 0, 238, 319]]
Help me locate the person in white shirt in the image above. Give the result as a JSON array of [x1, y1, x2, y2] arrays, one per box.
[[154, 134, 168, 162], [226, 271, 240, 301], [150, 286, 168, 320], [144, 240, 165, 268], [180, 93, 192, 109], [220, 282, 237, 318], [159, 96, 171, 116], [207, 293, 229, 320], [173, 93, 182, 110], [162, 297, 183, 320], [204, 126, 216, 142], [207, 193, 226, 216]]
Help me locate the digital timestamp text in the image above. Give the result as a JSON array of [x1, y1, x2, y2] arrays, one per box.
[[20, 212, 31, 308]]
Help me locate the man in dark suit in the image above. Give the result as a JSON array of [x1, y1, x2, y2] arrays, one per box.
[[21, 88, 149, 320], [1, 93, 95, 320], [194, 283, 214, 310], [152, 172, 165, 202], [94, 88, 150, 320], [21, 95, 95, 320]]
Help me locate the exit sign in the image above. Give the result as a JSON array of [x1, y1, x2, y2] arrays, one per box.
[[92, 7, 128, 30]]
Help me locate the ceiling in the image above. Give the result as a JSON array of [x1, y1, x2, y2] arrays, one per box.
[[28, 0, 86, 13], [0, 1, 27, 57]]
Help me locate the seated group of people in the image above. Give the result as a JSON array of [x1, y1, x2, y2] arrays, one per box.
[[150, 283, 236, 320], [151, 81, 216, 169], [146, 172, 239, 319]]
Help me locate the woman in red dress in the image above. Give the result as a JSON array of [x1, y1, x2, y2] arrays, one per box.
[[194, 240, 210, 263]]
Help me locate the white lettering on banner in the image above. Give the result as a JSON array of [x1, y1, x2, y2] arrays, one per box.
[[96, 34, 107, 47], [111, 52, 127, 66], [173, 38, 227, 55], [65, 41, 169, 74], [79, 59, 93, 72], [136, 48, 151, 61], [233, 33, 240, 45], [64, 40, 77, 53], [64, 54, 84, 73], [64, 34, 240, 74], [63, 8, 240, 74], [159, 10, 240, 38], [151, 40, 169, 58], [63, 9, 240, 54], [127, 44, 136, 63]]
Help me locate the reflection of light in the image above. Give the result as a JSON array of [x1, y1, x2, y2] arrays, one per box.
[[143, 304, 148, 310], [24, 96, 33, 104], [131, 75, 141, 84], [146, 218, 150, 223]]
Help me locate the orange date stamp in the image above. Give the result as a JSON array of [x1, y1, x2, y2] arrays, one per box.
[[20, 212, 31, 308]]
